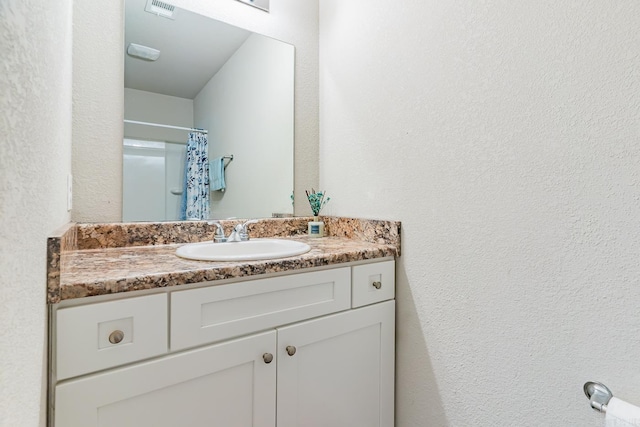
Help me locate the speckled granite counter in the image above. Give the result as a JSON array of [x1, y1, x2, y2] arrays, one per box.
[[47, 217, 401, 303]]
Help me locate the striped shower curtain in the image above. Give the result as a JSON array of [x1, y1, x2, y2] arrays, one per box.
[[180, 132, 210, 220]]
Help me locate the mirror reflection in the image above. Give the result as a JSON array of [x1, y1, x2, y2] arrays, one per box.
[[124, 0, 294, 221]]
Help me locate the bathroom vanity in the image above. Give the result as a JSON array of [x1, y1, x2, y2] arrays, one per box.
[[47, 217, 400, 427]]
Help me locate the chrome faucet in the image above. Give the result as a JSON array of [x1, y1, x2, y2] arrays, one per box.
[[227, 220, 259, 242]]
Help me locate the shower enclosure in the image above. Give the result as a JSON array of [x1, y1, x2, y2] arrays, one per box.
[[122, 138, 186, 222]]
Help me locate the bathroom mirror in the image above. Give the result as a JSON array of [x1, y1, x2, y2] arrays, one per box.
[[124, 0, 294, 221]]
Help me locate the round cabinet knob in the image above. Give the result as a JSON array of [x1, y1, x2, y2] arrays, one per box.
[[263, 353, 274, 364], [286, 346, 297, 356], [372, 281, 382, 290], [108, 330, 125, 344]]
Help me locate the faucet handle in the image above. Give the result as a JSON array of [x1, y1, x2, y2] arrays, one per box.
[[208, 221, 227, 243], [237, 219, 259, 241], [242, 219, 259, 228]]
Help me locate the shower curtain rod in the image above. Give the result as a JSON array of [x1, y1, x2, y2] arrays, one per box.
[[124, 119, 208, 134]]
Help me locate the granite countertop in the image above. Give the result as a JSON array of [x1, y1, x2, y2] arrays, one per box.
[[47, 217, 401, 303], [59, 236, 396, 301]]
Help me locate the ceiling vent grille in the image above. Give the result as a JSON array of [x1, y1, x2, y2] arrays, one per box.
[[144, 0, 176, 19]]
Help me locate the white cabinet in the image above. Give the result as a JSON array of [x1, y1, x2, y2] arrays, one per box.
[[170, 268, 351, 351], [352, 260, 395, 308], [52, 260, 395, 427], [56, 294, 168, 380], [277, 301, 395, 427], [55, 331, 277, 427]]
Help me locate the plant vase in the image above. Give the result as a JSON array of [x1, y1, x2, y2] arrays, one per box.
[[308, 216, 324, 238]]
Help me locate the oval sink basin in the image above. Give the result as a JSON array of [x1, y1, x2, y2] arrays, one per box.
[[176, 239, 311, 262]]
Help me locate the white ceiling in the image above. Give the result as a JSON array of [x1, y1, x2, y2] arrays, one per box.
[[124, 0, 252, 99]]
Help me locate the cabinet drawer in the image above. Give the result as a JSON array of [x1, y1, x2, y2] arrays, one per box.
[[352, 260, 395, 308], [56, 294, 168, 380], [171, 268, 351, 351]]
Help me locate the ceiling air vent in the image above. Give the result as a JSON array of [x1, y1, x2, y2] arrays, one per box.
[[144, 0, 177, 19]]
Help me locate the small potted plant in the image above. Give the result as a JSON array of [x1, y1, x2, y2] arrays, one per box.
[[306, 189, 330, 237]]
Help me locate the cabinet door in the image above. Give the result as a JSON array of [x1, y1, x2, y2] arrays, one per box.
[[55, 331, 276, 427], [277, 301, 395, 427]]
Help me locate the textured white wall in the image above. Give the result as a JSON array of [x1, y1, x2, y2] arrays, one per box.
[[320, 1, 640, 426], [73, 0, 318, 221], [194, 34, 294, 219], [0, 0, 72, 425], [72, 0, 124, 222]]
